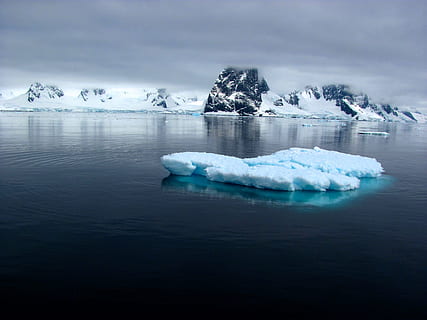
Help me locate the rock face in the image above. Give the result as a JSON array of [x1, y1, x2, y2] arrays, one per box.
[[26, 82, 64, 102], [79, 88, 112, 102], [204, 67, 269, 115], [145, 88, 182, 108], [321, 84, 407, 120], [284, 90, 300, 106], [321, 84, 361, 117]]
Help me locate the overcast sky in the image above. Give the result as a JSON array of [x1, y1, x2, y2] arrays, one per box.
[[1, 0, 426, 110]]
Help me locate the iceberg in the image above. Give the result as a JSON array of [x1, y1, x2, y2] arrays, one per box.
[[161, 147, 384, 192]]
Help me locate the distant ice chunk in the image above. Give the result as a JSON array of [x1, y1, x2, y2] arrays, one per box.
[[161, 147, 384, 192], [358, 131, 389, 136]]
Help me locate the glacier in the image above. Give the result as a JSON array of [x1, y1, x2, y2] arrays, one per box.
[[161, 147, 384, 192]]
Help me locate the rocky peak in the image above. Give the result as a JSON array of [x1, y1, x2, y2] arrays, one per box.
[[204, 67, 269, 115], [322, 84, 354, 102], [321, 84, 362, 117], [79, 88, 111, 102], [320, 85, 407, 119], [284, 90, 300, 106], [146, 88, 179, 108], [26, 82, 64, 102], [151, 88, 168, 108], [93, 88, 106, 96], [304, 86, 321, 100]]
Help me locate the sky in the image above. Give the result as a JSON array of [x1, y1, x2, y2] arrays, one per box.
[[1, 0, 426, 110]]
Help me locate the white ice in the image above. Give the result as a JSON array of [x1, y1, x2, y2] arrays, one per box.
[[358, 131, 389, 136], [161, 147, 384, 192]]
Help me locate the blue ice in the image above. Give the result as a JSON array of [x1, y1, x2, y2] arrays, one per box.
[[161, 147, 383, 192]]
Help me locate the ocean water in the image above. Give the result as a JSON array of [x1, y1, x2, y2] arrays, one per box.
[[1, 112, 426, 315]]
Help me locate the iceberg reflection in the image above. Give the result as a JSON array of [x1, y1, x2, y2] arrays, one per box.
[[161, 174, 393, 208]]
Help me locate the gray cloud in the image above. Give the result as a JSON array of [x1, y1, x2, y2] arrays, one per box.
[[1, 0, 426, 110]]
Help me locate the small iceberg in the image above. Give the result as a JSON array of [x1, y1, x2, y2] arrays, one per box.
[[358, 131, 389, 136], [161, 147, 383, 192]]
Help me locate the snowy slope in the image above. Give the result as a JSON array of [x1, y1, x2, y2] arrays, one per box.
[[0, 83, 205, 113], [260, 91, 310, 117], [407, 111, 426, 123], [260, 85, 420, 122], [0, 90, 19, 100]]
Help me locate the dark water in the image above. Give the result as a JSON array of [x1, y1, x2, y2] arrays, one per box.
[[1, 113, 426, 316]]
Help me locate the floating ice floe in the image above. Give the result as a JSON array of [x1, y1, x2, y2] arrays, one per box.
[[358, 131, 389, 136], [161, 147, 384, 192], [302, 123, 318, 127]]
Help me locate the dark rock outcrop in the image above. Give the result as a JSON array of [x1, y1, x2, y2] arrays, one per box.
[[79, 88, 111, 102], [26, 82, 64, 102], [285, 90, 300, 106], [150, 88, 168, 108], [305, 86, 321, 100], [204, 67, 269, 115], [402, 111, 416, 121], [146, 88, 179, 108], [321, 84, 357, 116]]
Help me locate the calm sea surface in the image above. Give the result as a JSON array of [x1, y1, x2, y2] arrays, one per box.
[[1, 112, 426, 315]]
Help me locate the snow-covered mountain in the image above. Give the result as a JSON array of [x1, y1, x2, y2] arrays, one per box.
[[0, 83, 204, 113], [204, 67, 269, 115], [26, 82, 64, 102], [204, 68, 422, 122], [145, 88, 183, 108], [0, 74, 424, 122], [79, 88, 112, 102], [260, 84, 419, 122]]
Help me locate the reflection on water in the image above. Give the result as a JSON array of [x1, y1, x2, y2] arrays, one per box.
[[162, 174, 394, 209], [204, 116, 262, 157]]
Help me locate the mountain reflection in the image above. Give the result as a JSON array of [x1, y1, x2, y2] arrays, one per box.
[[162, 174, 393, 209], [204, 116, 262, 158]]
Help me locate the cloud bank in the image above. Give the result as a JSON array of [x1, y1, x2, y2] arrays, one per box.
[[1, 0, 426, 110]]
